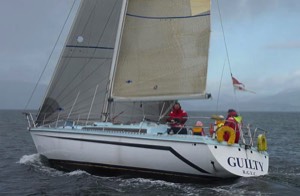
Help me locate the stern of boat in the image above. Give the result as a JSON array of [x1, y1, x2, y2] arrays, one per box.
[[207, 143, 269, 177]]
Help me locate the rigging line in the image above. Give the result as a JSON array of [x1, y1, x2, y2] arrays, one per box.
[[94, 0, 119, 49], [215, 59, 226, 112], [216, 0, 232, 75], [41, 47, 110, 114], [67, 91, 80, 121], [44, 1, 102, 99], [78, 0, 119, 45], [50, 0, 107, 91], [53, 1, 119, 112], [45, 0, 118, 110], [23, 0, 78, 111], [48, 59, 107, 108], [216, 0, 239, 110], [158, 102, 166, 122], [79, 0, 98, 37], [49, 59, 110, 109], [86, 85, 99, 125], [44, 0, 95, 98]]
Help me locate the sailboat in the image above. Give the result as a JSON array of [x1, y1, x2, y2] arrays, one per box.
[[25, 0, 269, 181]]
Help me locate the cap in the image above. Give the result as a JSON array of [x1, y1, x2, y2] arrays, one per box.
[[195, 121, 203, 127], [228, 109, 237, 117]]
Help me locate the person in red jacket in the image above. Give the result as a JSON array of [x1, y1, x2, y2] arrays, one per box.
[[167, 102, 188, 134], [224, 109, 242, 143]]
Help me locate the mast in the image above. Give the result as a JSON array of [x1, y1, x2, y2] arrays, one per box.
[[102, 0, 128, 122]]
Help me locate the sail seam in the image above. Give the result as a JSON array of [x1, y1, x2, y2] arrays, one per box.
[[126, 12, 210, 20], [66, 45, 113, 50]]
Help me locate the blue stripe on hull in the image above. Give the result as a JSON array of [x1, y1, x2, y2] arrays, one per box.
[[39, 134, 210, 174]]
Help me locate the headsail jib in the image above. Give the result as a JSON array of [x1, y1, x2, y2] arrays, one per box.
[[36, 0, 123, 124]]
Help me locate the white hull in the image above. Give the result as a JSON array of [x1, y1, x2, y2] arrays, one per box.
[[29, 122, 268, 180]]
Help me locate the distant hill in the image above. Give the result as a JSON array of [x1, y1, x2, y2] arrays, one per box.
[[240, 89, 300, 112], [182, 89, 300, 112]]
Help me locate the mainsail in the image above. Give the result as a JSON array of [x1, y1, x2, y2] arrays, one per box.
[[112, 0, 210, 101]]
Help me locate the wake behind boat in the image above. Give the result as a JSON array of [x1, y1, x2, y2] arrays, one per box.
[[24, 0, 268, 181]]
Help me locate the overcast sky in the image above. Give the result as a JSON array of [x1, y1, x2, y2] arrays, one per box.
[[0, 0, 300, 110]]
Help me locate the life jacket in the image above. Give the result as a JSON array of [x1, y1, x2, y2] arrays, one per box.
[[192, 121, 204, 135], [224, 115, 242, 143], [216, 119, 225, 128], [234, 116, 242, 124]]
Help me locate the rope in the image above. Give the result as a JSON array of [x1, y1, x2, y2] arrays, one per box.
[[216, 0, 239, 112], [23, 0, 78, 111], [215, 59, 226, 112], [216, 0, 232, 75]]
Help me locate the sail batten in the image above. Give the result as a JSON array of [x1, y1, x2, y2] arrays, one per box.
[[111, 0, 210, 101], [126, 11, 210, 19], [66, 45, 114, 50]]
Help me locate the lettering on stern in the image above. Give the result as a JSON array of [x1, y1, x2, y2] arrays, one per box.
[[227, 157, 264, 175]]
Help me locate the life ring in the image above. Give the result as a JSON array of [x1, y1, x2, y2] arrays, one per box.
[[257, 134, 268, 151], [216, 126, 236, 145]]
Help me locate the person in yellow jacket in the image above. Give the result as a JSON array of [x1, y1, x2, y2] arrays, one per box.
[[192, 121, 204, 136]]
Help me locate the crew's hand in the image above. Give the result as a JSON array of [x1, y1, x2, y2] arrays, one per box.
[[174, 118, 180, 123]]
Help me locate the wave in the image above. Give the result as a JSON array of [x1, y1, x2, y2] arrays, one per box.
[[66, 170, 90, 176], [17, 154, 41, 165], [17, 154, 89, 177]]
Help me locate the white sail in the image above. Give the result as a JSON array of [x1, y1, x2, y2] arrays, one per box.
[[36, 0, 174, 125], [36, 0, 123, 125], [111, 0, 210, 101]]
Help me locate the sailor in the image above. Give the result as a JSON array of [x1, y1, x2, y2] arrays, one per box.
[[192, 121, 205, 136], [209, 115, 225, 138], [224, 109, 242, 143], [212, 115, 225, 131], [167, 102, 188, 134]]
